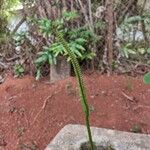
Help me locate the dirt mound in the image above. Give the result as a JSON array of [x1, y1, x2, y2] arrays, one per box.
[[0, 73, 150, 150]]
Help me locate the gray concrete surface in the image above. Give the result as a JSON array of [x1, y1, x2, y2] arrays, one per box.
[[45, 124, 150, 150]]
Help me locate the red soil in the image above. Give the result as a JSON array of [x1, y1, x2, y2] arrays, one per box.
[[0, 73, 150, 150]]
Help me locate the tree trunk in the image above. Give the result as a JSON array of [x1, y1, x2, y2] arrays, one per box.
[[50, 56, 71, 83], [106, 0, 114, 72]]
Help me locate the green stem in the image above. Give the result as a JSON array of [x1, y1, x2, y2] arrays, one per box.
[[54, 28, 95, 150], [86, 115, 95, 150]]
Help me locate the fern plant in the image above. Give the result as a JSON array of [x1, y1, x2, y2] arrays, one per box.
[[37, 12, 96, 59], [35, 11, 96, 79], [35, 46, 56, 80]]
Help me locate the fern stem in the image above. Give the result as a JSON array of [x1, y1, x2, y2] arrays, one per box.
[[53, 27, 95, 150]]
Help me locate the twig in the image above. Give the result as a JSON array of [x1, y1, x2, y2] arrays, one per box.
[[76, 0, 91, 28], [0, 62, 8, 69], [31, 95, 53, 125], [135, 104, 150, 110], [5, 56, 20, 62], [121, 92, 135, 102]]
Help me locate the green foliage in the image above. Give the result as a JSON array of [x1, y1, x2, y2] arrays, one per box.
[[119, 11, 150, 63], [143, 72, 150, 84], [62, 11, 79, 21], [0, 0, 20, 17], [14, 64, 24, 77], [120, 41, 150, 59], [35, 11, 96, 79], [0, 0, 21, 42], [112, 60, 119, 71], [120, 13, 150, 42], [37, 11, 79, 37], [51, 41, 85, 60], [142, 11, 150, 33], [121, 14, 150, 32], [124, 16, 142, 24], [36, 47, 57, 65], [37, 11, 96, 60], [38, 19, 52, 37], [13, 31, 27, 46], [121, 43, 136, 58], [94, 20, 106, 30], [147, 48, 150, 54], [35, 46, 57, 80]]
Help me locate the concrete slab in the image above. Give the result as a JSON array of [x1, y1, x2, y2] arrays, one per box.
[[45, 124, 150, 150]]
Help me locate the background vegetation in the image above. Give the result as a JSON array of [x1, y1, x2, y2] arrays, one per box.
[[0, 0, 150, 80]]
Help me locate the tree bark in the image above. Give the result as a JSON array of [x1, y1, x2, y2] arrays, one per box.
[[106, 0, 114, 72]]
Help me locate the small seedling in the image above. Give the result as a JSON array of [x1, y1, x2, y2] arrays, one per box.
[[14, 64, 25, 77], [130, 124, 142, 133], [65, 81, 77, 96], [125, 76, 133, 92], [19, 142, 37, 150], [89, 105, 95, 113], [9, 106, 17, 114], [80, 142, 115, 150], [80, 142, 97, 150], [112, 60, 118, 71], [17, 127, 26, 137], [106, 145, 115, 150]]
